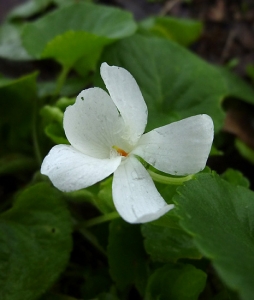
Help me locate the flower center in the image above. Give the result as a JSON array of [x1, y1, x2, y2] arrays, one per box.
[[112, 145, 129, 157]]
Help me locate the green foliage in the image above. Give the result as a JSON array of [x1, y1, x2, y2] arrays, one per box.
[[42, 30, 111, 69], [101, 34, 254, 132], [235, 138, 254, 164], [221, 168, 250, 188], [145, 263, 207, 300], [0, 23, 31, 60], [97, 177, 115, 214], [80, 265, 113, 299], [1, 0, 254, 299], [0, 154, 37, 176], [216, 66, 254, 105], [40, 105, 68, 144], [174, 173, 254, 300], [0, 72, 38, 153], [142, 211, 201, 262], [7, 0, 53, 20], [140, 16, 203, 46], [44, 123, 68, 144], [108, 219, 148, 295], [21, 2, 137, 59], [246, 64, 254, 81], [0, 183, 72, 300]]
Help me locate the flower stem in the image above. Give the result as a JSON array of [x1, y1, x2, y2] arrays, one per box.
[[148, 169, 194, 185], [79, 227, 107, 256], [73, 212, 120, 256], [32, 97, 42, 165], [83, 211, 120, 228], [72, 218, 107, 256], [53, 65, 70, 97]]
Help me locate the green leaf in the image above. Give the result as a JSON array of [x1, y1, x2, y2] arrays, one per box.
[[55, 97, 75, 110], [41, 105, 63, 124], [22, 2, 137, 58], [97, 177, 115, 214], [44, 123, 68, 144], [53, 0, 91, 7], [0, 72, 38, 153], [246, 64, 254, 81], [210, 144, 223, 156], [142, 212, 201, 262], [40, 292, 79, 300], [235, 138, 254, 164], [145, 263, 207, 300], [0, 154, 37, 175], [96, 293, 119, 300], [216, 66, 254, 105], [59, 77, 88, 97], [38, 77, 85, 98], [108, 219, 148, 295], [0, 183, 72, 300], [97, 293, 118, 300], [101, 35, 254, 132], [40, 104, 68, 144], [154, 181, 178, 204], [7, 0, 52, 20], [174, 173, 254, 300], [81, 267, 112, 299], [140, 16, 203, 46], [0, 23, 31, 60], [221, 168, 250, 188], [41, 30, 111, 68]]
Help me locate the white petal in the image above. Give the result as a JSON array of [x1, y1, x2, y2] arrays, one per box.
[[112, 156, 174, 224], [132, 114, 214, 175], [41, 144, 121, 192], [100, 62, 148, 145], [64, 87, 130, 159]]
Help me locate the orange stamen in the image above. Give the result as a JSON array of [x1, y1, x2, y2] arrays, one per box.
[[112, 146, 128, 157]]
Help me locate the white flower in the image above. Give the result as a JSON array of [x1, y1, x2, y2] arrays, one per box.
[[41, 62, 214, 224]]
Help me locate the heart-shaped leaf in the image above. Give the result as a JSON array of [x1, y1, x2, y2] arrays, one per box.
[[0, 183, 72, 300], [174, 173, 254, 300], [101, 35, 254, 132], [22, 2, 137, 58]]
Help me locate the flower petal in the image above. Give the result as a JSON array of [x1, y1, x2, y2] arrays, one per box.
[[132, 114, 214, 175], [41, 144, 122, 192], [100, 62, 148, 145], [64, 87, 129, 159], [112, 156, 174, 223]]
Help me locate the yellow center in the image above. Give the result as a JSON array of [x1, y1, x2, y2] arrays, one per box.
[[112, 146, 128, 157]]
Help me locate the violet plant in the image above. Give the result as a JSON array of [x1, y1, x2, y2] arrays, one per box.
[[0, 1, 254, 300], [41, 63, 213, 223]]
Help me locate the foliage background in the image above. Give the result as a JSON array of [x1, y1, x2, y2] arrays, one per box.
[[1, 0, 254, 300]]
